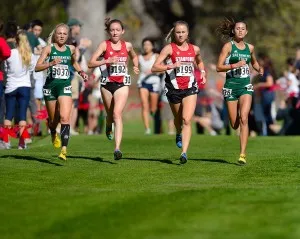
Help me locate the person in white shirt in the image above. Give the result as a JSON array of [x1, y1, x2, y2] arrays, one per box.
[[4, 31, 35, 149], [31, 19, 46, 109], [137, 38, 161, 135], [285, 58, 299, 99]]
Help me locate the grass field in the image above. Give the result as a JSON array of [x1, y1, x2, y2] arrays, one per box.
[[1, 123, 300, 239]]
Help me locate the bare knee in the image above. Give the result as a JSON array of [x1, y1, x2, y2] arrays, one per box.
[[182, 117, 192, 126], [60, 115, 70, 124], [239, 115, 248, 126], [113, 111, 122, 121]]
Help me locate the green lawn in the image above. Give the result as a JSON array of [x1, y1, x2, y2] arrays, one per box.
[[1, 126, 300, 239]]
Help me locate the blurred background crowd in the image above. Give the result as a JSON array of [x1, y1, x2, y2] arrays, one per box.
[[1, 0, 300, 146]]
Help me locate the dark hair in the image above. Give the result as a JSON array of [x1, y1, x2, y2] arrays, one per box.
[[104, 18, 124, 33], [216, 18, 247, 40], [142, 37, 154, 46], [258, 53, 277, 79], [286, 58, 295, 66], [22, 23, 31, 31], [31, 19, 43, 28], [4, 21, 18, 39], [165, 20, 189, 43]]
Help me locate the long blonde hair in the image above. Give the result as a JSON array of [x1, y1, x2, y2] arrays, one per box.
[[47, 23, 69, 45], [165, 21, 189, 43], [16, 31, 32, 67]]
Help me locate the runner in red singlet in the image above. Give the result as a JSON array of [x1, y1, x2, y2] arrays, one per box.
[[88, 18, 139, 160], [152, 21, 206, 164]]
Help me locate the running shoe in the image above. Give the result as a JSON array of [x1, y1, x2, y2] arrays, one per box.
[[58, 148, 67, 161], [238, 154, 246, 164], [179, 153, 187, 164], [51, 133, 61, 148], [106, 124, 113, 140], [18, 144, 27, 150], [176, 134, 182, 148], [114, 149, 122, 160]]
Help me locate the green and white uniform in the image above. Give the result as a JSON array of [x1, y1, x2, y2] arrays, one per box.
[[223, 41, 253, 101], [43, 44, 72, 101]]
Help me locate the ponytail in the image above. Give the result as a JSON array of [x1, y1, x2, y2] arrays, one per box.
[[216, 18, 247, 41], [16, 31, 32, 67]]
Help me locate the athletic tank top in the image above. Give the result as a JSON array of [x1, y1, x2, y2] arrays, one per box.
[[138, 54, 160, 84], [225, 41, 251, 85], [99, 40, 130, 85], [46, 44, 72, 84], [165, 43, 196, 90]]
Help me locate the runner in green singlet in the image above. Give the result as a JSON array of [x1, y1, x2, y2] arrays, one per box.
[[216, 18, 263, 164], [35, 23, 87, 161]]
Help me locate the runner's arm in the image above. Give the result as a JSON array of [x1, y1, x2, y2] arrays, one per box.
[[88, 41, 107, 68]]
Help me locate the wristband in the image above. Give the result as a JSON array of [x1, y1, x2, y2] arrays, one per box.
[[230, 64, 233, 69], [166, 65, 171, 70]]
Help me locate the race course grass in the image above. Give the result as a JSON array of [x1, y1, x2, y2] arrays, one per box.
[[1, 127, 300, 239]]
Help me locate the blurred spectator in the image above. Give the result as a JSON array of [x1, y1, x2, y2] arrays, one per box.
[[137, 38, 161, 135], [67, 18, 91, 135], [295, 48, 300, 80], [31, 19, 47, 111], [2, 31, 34, 149], [31, 19, 47, 136], [4, 21, 18, 49], [284, 58, 299, 105], [254, 54, 276, 135]]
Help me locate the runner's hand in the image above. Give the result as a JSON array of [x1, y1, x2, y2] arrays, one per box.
[[79, 71, 88, 82], [133, 66, 139, 74], [50, 57, 62, 66]]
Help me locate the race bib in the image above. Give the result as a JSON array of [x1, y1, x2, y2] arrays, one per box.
[[100, 76, 109, 85], [231, 64, 250, 78], [43, 89, 51, 96], [64, 86, 72, 94], [109, 62, 127, 76], [52, 64, 70, 80], [176, 62, 194, 77], [123, 75, 131, 86], [245, 84, 254, 91], [222, 88, 232, 97]]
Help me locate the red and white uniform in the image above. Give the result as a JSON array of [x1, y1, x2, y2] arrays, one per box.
[[165, 43, 196, 90], [100, 40, 129, 84]]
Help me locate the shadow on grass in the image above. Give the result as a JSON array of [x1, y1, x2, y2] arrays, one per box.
[[189, 158, 241, 166], [67, 155, 116, 164], [1, 155, 63, 166], [123, 157, 179, 165]]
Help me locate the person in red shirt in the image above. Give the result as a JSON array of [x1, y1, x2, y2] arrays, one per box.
[[88, 18, 139, 160], [152, 20, 206, 164], [0, 19, 11, 109]]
